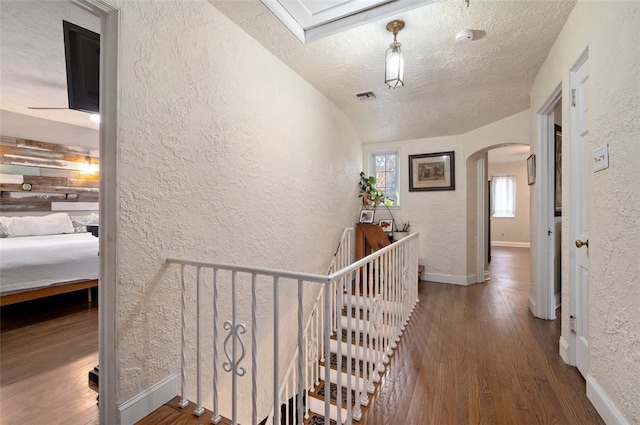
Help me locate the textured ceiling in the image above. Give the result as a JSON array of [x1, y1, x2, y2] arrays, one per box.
[[211, 0, 576, 143], [1, 1, 575, 143], [0, 1, 100, 130]]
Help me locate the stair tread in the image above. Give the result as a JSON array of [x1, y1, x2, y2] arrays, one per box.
[[335, 326, 381, 346], [319, 352, 368, 376], [305, 413, 337, 425], [309, 381, 358, 407]]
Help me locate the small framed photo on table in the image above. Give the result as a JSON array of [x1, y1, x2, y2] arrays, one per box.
[[359, 210, 375, 223], [379, 219, 393, 233]]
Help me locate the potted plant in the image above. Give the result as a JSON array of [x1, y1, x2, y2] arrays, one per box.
[[359, 172, 406, 236], [358, 172, 386, 207]]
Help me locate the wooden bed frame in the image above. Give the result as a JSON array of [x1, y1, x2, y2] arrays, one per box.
[[0, 279, 98, 306]]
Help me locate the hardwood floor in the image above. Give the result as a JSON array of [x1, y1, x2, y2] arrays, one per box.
[[360, 247, 603, 425], [0, 291, 99, 425]]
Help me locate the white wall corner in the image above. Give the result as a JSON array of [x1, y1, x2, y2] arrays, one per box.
[[554, 292, 561, 309], [118, 374, 177, 425], [558, 336, 570, 363], [421, 271, 480, 286], [490, 241, 531, 248], [586, 375, 629, 425]]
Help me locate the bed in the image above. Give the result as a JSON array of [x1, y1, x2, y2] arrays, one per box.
[[0, 232, 99, 306]]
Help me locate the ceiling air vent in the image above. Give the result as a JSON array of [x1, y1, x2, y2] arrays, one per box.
[[355, 91, 376, 102]]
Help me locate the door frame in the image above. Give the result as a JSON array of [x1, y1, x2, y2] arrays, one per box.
[[72, 0, 120, 422], [473, 144, 529, 284], [476, 155, 488, 283], [533, 84, 562, 320]]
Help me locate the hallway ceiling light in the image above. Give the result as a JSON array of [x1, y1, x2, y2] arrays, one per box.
[[385, 20, 405, 89]]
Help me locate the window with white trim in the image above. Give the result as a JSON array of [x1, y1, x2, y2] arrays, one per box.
[[369, 150, 399, 206], [491, 175, 516, 218]]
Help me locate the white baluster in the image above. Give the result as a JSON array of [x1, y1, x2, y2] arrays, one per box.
[[211, 268, 221, 424], [355, 264, 365, 415], [336, 277, 343, 425], [252, 273, 257, 425], [195, 267, 205, 416], [324, 282, 331, 425], [179, 264, 189, 409], [297, 279, 304, 425], [285, 380, 290, 425], [273, 276, 280, 425], [345, 276, 353, 424]]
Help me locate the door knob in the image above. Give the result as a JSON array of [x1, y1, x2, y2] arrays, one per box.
[[575, 239, 589, 248]]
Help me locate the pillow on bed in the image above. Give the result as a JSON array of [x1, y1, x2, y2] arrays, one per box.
[[0, 213, 75, 237], [72, 213, 99, 226]]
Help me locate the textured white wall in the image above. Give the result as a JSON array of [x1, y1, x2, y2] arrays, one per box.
[[365, 135, 467, 280], [488, 161, 530, 244], [530, 0, 640, 422], [462, 111, 531, 279], [363, 111, 530, 284], [112, 0, 362, 419]]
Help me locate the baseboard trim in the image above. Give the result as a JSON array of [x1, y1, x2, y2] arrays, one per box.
[[118, 374, 177, 425], [491, 241, 531, 248], [528, 295, 537, 315], [559, 336, 570, 364], [421, 272, 479, 286], [586, 375, 629, 425]]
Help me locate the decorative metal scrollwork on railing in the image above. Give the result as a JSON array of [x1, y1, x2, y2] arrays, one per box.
[[370, 295, 383, 334], [307, 340, 318, 366], [223, 320, 247, 377]]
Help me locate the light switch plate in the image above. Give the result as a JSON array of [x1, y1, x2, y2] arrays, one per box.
[[593, 145, 609, 172]]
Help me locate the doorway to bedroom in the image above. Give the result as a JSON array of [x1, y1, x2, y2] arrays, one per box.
[[0, 1, 102, 423]]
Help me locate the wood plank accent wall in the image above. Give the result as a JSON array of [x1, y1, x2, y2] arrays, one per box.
[[0, 136, 99, 213]]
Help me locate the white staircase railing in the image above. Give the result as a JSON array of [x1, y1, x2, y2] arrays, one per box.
[[166, 230, 419, 425]]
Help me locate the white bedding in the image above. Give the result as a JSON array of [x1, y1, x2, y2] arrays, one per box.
[[0, 233, 99, 294]]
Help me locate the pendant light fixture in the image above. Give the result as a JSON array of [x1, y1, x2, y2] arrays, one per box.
[[385, 20, 405, 89]]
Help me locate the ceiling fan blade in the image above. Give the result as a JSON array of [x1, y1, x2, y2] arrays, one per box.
[[27, 107, 70, 110]]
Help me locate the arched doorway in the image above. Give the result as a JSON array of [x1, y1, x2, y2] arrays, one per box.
[[466, 143, 530, 285]]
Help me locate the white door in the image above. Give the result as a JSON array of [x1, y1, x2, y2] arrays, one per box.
[[572, 58, 589, 377]]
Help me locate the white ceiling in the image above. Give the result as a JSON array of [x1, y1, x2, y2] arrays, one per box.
[[0, 1, 100, 131], [212, 0, 575, 142], [1, 0, 575, 144], [487, 145, 530, 164]]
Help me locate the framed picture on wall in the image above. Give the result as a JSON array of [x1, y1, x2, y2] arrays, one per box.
[[408, 151, 455, 191], [527, 154, 536, 185], [554, 125, 562, 216]]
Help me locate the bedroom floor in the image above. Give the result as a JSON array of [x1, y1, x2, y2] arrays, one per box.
[[0, 290, 99, 425]]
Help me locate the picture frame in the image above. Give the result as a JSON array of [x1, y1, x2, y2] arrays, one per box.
[[408, 151, 455, 191], [379, 219, 393, 233], [554, 125, 562, 216], [359, 209, 375, 223], [527, 154, 536, 185]]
